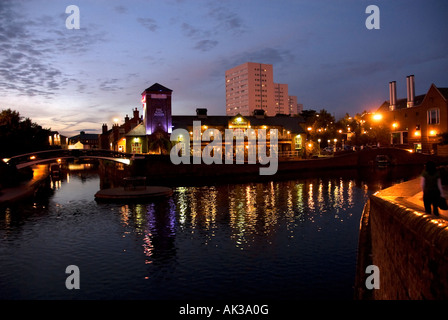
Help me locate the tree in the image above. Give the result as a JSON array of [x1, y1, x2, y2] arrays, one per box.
[[0, 108, 51, 157], [148, 130, 172, 155], [300, 109, 317, 126]]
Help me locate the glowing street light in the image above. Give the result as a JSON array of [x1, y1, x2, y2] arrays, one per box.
[[373, 114, 382, 121]]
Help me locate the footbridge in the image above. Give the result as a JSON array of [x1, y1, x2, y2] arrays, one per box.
[[3, 149, 144, 169]]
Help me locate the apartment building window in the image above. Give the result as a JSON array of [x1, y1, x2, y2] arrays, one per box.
[[427, 109, 440, 124]]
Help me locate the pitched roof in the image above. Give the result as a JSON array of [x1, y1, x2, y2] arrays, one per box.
[[378, 84, 448, 112], [435, 87, 448, 100], [68, 132, 99, 140], [142, 83, 172, 93], [125, 123, 146, 136], [392, 94, 426, 110]]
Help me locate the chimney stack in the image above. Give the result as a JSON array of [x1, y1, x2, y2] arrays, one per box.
[[406, 75, 415, 108], [133, 107, 139, 120], [389, 81, 397, 111], [196, 108, 208, 119]]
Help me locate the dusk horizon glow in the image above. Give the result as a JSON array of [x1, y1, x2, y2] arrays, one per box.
[[1, 0, 447, 137]]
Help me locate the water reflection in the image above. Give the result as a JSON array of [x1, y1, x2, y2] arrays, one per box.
[[0, 164, 424, 300], [118, 200, 178, 266], [170, 176, 365, 251]]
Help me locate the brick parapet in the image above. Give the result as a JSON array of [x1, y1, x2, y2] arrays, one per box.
[[355, 179, 448, 299]]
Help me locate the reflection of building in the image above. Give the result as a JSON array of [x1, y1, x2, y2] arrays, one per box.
[[68, 131, 99, 149], [99, 83, 306, 157], [225, 62, 301, 117], [376, 75, 448, 154]]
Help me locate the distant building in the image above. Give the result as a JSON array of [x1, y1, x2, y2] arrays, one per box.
[[225, 62, 300, 117], [68, 131, 99, 149], [375, 75, 448, 154], [288, 95, 301, 115], [48, 131, 68, 148], [274, 83, 289, 115]]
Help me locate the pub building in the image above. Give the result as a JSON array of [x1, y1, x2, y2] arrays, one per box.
[[99, 83, 307, 159]]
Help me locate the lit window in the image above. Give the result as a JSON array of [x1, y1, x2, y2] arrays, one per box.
[[427, 109, 440, 124]]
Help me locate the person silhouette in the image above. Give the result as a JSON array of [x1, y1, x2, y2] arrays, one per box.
[[421, 161, 443, 216]]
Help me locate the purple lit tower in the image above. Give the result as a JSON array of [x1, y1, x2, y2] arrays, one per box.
[[141, 83, 173, 135]]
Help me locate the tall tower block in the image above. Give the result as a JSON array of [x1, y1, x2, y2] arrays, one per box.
[[141, 83, 173, 135]]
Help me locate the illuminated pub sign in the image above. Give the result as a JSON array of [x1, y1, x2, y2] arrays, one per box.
[[229, 115, 249, 129]]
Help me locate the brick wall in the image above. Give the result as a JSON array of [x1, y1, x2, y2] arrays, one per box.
[[356, 184, 448, 299]]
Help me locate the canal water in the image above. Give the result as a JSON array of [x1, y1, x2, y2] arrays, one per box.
[[0, 165, 423, 300]]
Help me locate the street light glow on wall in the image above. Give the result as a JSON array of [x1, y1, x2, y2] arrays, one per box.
[[373, 114, 382, 121]]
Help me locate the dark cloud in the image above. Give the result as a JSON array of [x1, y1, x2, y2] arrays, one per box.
[[114, 6, 128, 14], [98, 78, 125, 92], [181, 22, 210, 39], [194, 40, 218, 52], [207, 5, 245, 35], [137, 18, 158, 32], [218, 47, 295, 73], [180, 5, 244, 52], [0, 2, 107, 98]]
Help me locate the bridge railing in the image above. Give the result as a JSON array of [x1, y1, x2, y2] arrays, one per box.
[[4, 149, 137, 168]]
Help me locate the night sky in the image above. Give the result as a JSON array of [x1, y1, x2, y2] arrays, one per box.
[[1, 0, 447, 137]]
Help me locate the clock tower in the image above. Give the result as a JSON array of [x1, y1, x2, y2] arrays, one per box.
[[141, 83, 173, 135]]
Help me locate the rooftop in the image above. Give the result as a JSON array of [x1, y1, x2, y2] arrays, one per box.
[[378, 84, 448, 112], [142, 83, 173, 94], [172, 114, 306, 133]]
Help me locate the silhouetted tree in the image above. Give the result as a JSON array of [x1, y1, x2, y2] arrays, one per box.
[[148, 130, 172, 155], [0, 108, 51, 157]]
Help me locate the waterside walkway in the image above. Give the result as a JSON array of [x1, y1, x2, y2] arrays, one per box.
[[376, 177, 448, 219], [0, 165, 49, 204]]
